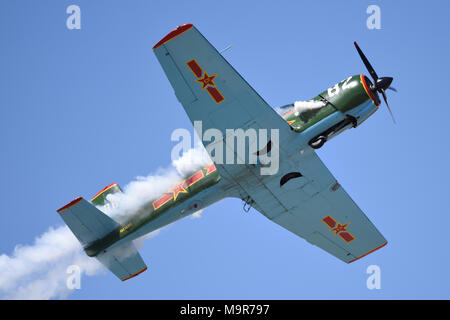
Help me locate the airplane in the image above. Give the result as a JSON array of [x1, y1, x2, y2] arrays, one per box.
[[57, 24, 391, 281]]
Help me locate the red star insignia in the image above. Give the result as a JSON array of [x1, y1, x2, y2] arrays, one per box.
[[171, 183, 188, 201], [195, 71, 217, 90], [330, 222, 349, 236]]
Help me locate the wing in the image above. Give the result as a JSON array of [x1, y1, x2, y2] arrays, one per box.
[[153, 24, 291, 134], [153, 24, 296, 177], [153, 24, 386, 263], [246, 147, 387, 263]]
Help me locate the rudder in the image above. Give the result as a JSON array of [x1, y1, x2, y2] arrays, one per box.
[[57, 197, 119, 245]]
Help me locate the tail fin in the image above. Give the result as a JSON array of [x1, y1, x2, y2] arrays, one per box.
[[57, 197, 119, 245], [57, 197, 148, 281]]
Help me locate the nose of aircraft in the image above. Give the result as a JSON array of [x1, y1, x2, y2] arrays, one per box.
[[374, 77, 393, 91], [354, 42, 396, 123]]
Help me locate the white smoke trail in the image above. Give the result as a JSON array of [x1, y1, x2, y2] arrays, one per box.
[[0, 145, 211, 299], [172, 147, 211, 177], [293, 100, 325, 116], [275, 100, 326, 117], [0, 226, 101, 300], [100, 145, 211, 223]]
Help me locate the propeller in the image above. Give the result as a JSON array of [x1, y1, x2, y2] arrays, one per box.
[[354, 41, 396, 123], [387, 86, 397, 92]]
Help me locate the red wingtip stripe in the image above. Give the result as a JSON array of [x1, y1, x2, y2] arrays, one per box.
[[57, 197, 83, 213], [91, 183, 118, 202], [121, 267, 147, 281], [348, 241, 388, 263], [153, 23, 193, 49]]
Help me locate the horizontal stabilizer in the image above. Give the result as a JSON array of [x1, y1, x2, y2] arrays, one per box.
[[57, 197, 119, 245], [96, 242, 147, 281]]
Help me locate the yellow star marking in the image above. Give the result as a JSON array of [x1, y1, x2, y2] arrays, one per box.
[[195, 71, 218, 90]]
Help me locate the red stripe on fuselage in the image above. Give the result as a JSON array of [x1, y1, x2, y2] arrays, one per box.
[[152, 193, 173, 211], [205, 163, 217, 175], [152, 164, 217, 211], [184, 170, 204, 188]]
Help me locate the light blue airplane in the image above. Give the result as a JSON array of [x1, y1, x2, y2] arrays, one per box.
[[57, 24, 389, 281]]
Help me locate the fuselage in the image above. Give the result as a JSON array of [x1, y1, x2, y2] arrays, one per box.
[[280, 74, 379, 131], [85, 74, 379, 257]]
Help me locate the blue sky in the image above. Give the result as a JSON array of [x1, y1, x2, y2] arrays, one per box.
[[1, 0, 449, 299]]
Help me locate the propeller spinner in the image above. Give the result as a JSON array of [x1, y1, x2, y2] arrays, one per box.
[[354, 42, 396, 123]]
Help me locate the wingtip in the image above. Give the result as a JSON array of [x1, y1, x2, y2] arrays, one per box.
[[153, 23, 194, 49], [347, 241, 388, 264]]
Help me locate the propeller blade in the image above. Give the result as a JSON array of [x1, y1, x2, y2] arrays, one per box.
[[354, 42, 396, 124], [387, 86, 397, 92], [380, 89, 396, 124], [354, 42, 379, 81], [375, 77, 393, 91]]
